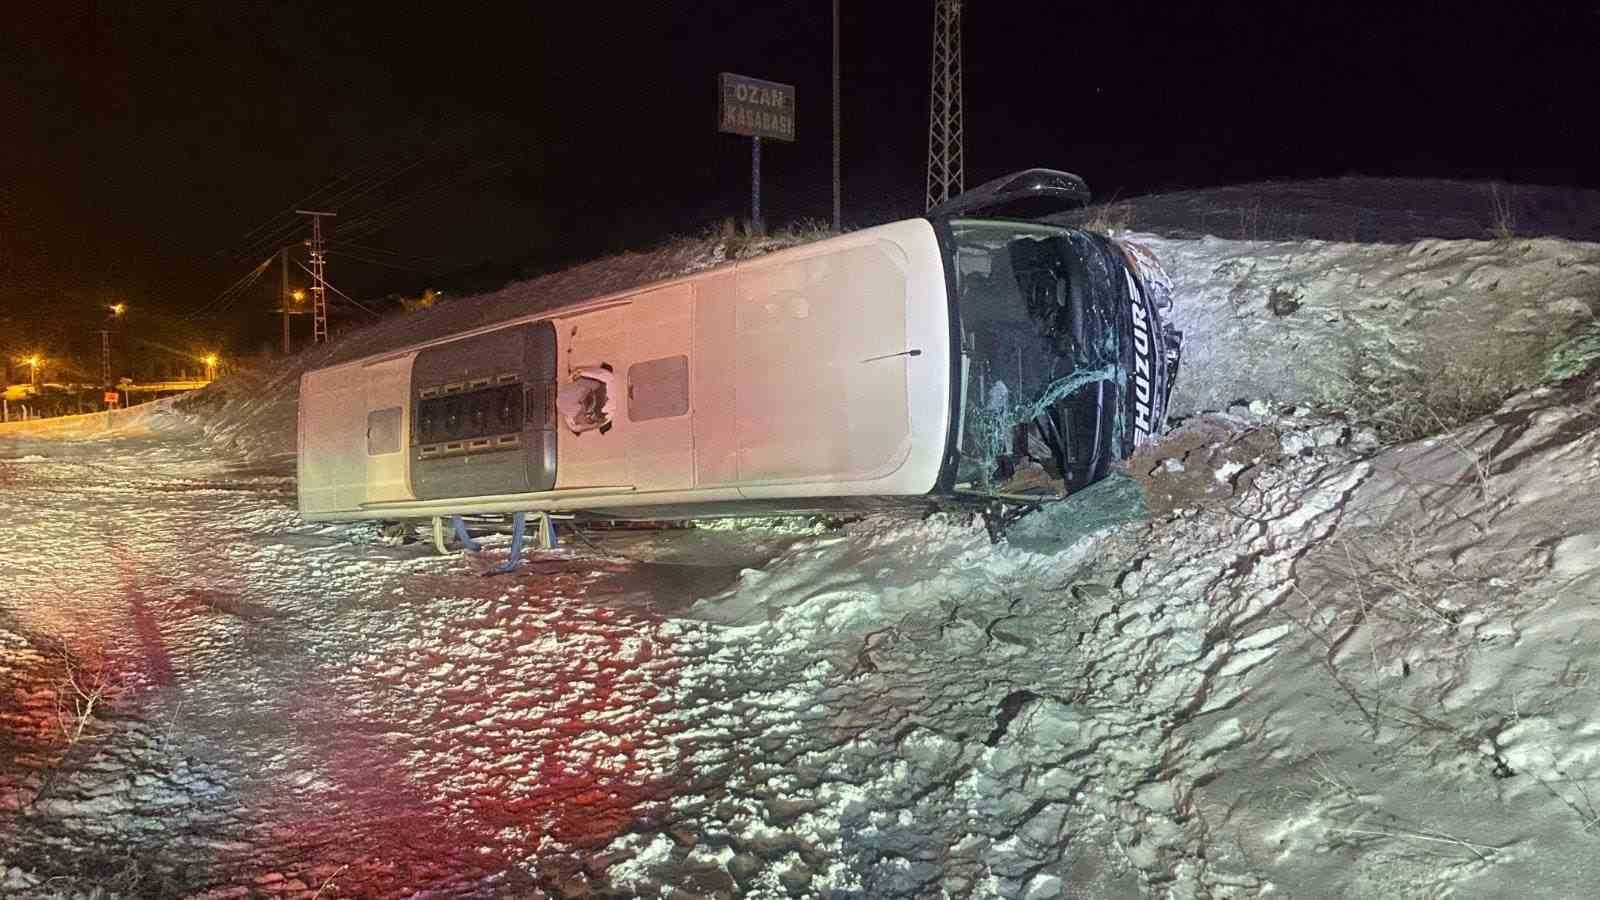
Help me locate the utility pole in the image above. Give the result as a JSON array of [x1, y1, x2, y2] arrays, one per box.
[[297, 210, 337, 344], [281, 246, 291, 355], [97, 302, 125, 394], [926, 0, 964, 210], [98, 330, 112, 387], [751, 138, 763, 236], [833, 0, 842, 231]]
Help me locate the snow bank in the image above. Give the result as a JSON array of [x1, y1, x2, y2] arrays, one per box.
[[0, 396, 185, 441], [1171, 373, 1600, 897], [1058, 176, 1600, 243], [1139, 234, 1600, 418], [580, 371, 1600, 896]]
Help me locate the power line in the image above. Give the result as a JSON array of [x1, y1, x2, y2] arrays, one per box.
[[326, 249, 435, 274], [184, 255, 275, 320], [326, 246, 455, 276], [332, 157, 511, 240], [296, 259, 383, 319], [334, 241, 457, 268], [230, 153, 437, 262], [228, 118, 510, 264]]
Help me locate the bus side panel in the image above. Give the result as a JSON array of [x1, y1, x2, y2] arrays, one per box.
[[298, 366, 371, 518], [737, 219, 950, 500], [733, 239, 913, 485], [691, 271, 741, 487], [552, 305, 633, 489]]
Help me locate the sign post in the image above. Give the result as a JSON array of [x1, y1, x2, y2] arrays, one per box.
[[719, 73, 795, 237]]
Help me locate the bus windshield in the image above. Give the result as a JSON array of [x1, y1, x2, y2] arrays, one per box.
[[945, 218, 1131, 496]]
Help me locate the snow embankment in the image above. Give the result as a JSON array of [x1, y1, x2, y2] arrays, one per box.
[[1139, 234, 1600, 421], [1059, 177, 1600, 244], [596, 371, 1600, 897], [0, 397, 184, 441], [1173, 372, 1600, 897]]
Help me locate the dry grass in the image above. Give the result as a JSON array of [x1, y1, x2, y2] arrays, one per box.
[[313, 864, 351, 898], [1238, 201, 1266, 240], [52, 642, 123, 748], [1330, 825, 1503, 862], [1488, 182, 1519, 240], [720, 217, 837, 258], [1338, 349, 1523, 444], [15, 638, 127, 813], [1283, 505, 1542, 742], [1082, 199, 1136, 234]]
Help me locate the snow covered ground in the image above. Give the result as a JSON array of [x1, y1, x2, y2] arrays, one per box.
[[4, 190, 1600, 897], [1057, 177, 1600, 244], [1142, 233, 1600, 420]]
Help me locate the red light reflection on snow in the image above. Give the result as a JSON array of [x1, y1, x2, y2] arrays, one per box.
[[234, 582, 688, 894]]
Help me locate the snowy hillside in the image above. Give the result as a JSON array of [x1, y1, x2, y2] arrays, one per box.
[[1057, 176, 1600, 244], [4, 187, 1600, 897], [1143, 234, 1600, 419]]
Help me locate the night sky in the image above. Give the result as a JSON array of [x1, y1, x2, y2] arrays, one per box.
[[4, 1, 1598, 366]]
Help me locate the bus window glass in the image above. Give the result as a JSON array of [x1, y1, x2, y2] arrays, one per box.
[[628, 355, 690, 422], [366, 407, 403, 455], [947, 220, 1129, 495]]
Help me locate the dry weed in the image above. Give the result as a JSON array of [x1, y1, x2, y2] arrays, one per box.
[[1238, 202, 1265, 240], [314, 864, 351, 898], [1083, 199, 1135, 234], [52, 642, 124, 747], [1339, 349, 1523, 443], [1488, 182, 1519, 240]]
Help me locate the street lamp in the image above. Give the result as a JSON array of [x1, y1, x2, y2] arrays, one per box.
[[24, 354, 42, 386], [201, 353, 219, 381], [100, 303, 126, 387], [280, 289, 309, 356]]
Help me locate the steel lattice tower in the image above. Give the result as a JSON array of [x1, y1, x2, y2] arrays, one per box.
[[98, 330, 112, 387], [297, 210, 336, 344], [926, 0, 964, 210]]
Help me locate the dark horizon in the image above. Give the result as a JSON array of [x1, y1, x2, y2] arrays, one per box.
[[5, 0, 1599, 368]]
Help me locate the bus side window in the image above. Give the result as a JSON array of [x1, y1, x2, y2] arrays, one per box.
[[628, 355, 690, 422], [367, 407, 403, 455]]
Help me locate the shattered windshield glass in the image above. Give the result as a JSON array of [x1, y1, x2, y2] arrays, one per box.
[[949, 219, 1130, 497]]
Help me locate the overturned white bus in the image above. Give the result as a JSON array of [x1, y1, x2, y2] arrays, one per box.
[[297, 169, 1182, 541]]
